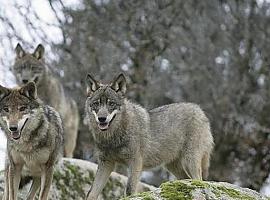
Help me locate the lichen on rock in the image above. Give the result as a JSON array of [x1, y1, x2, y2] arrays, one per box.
[[47, 158, 155, 200], [124, 180, 270, 200], [0, 158, 155, 200], [1, 159, 266, 200]]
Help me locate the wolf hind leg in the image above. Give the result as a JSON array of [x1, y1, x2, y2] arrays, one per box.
[[201, 152, 211, 180], [63, 127, 77, 158], [165, 159, 188, 179], [63, 114, 78, 158], [181, 154, 202, 180]]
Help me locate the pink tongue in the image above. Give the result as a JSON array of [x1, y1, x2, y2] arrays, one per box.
[[98, 123, 108, 130], [11, 131, 20, 139]]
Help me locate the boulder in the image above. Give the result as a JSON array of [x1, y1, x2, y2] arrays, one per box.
[[1, 159, 268, 200], [123, 180, 269, 200], [0, 158, 155, 200]]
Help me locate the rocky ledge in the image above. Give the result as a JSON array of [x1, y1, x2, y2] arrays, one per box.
[[0, 158, 268, 200]]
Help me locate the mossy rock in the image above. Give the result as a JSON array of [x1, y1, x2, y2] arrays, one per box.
[[0, 158, 155, 200], [124, 180, 269, 200]]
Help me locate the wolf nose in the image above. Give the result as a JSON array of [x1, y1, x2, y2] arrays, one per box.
[[98, 117, 107, 123], [22, 79, 28, 84], [9, 126, 18, 132]]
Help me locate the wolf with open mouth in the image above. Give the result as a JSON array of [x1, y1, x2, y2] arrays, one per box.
[[85, 73, 214, 200], [0, 82, 63, 200]]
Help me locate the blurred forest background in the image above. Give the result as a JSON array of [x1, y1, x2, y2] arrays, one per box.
[[1, 0, 270, 193]]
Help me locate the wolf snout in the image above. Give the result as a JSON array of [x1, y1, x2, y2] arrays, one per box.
[[9, 125, 18, 132], [97, 116, 110, 131], [98, 117, 107, 123], [8, 125, 21, 140], [22, 79, 29, 84]]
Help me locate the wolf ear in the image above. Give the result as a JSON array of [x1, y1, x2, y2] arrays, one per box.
[[33, 44, 45, 60], [111, 73, 127, 94], [20, 82, 37, 99], [0, 85, 10, 100], [86, 74, 99, 95], [15, 43, 26, 58]]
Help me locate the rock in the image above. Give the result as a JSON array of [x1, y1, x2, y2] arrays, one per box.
[[0, 158, 155, 200], [123, 180, 269, 200], [1, 160, 268, 200]]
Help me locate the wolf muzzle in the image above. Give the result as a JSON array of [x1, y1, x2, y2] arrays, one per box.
[[8, 118, 29, 140], [9, 125, 20, 140], [21, 76, 39, 84], [92, 110, 118, 131]]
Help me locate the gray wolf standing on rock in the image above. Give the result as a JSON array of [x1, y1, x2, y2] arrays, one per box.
[[0, 82, 63, 200], [84, 73, 214, 199], [12, 43, 79, 157]]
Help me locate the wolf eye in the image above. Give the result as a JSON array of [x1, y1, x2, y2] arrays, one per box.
[[19, 106, 27, 112], [3, 107, 9, 112]]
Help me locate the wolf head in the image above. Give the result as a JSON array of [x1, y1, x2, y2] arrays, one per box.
[[0, 82, 39, 140], [85, 73, 127, 132], [13, 43, 46, 85]]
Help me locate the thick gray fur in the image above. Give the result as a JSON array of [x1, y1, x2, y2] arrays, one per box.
[[12, 43, 79, 157], [0, 83, 64, 200], [85, 73, 214, 200]]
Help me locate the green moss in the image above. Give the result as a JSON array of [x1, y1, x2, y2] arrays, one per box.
[[192, 180, 255, 200], [53, 161, 94, 199], [190, 180, 255, 200], [54, 160, 127, 199], [122, 191, 155, 200], [160, 181, 194, 200], [191, 180, 255, 200], [160, 180, 211, 200], [190, 180, 222, 198], [122, 180, 267, 200], [132, 191, 154, 200], [160, 180, 256, 200], [101, 176, 125, 199], [215, 185, 254, 200], [190, 180, 210, 188]]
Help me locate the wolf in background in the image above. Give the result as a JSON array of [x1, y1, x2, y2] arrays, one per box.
[[0, 82, 63, 200], [85, 73, 214, 199], [12, 43, 79, 157]]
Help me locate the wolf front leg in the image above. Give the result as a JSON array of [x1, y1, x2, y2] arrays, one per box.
[[3, 163, 9, 200], [8, 163, 22, 200], [86, 160, 115, 200], [126, 154, 143, 196], [26, 177, 41, 200], [38, 166, 54, 200]]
